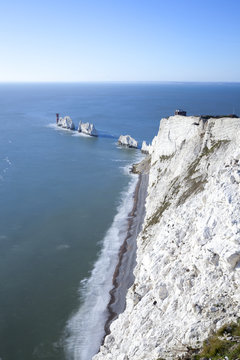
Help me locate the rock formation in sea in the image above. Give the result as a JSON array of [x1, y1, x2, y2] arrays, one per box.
[[57, 116, 75, 130], [118, 135, 138, 149], [141, 140, 152, 154], [94, 115, 240, 360], [78, 121, 98, 136]]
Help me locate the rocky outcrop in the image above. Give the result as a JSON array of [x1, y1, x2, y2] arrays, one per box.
[[141, 140, 152, 154], [131, 155, 151, 174], [118, 135, 138, 149], [94, 115, 240, 360], [57, 116, 75, 130], [78, 121, 98, 136]]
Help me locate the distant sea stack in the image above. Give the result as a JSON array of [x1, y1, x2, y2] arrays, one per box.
[[94, 115, 240, 360], [78, 121, 98, 137], [55, 114, 98, 136], [118, 135, 138, 149], [56, 114, 75, 130]]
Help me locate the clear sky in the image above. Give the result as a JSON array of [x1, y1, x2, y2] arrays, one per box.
[[1, 0, 240, 82]]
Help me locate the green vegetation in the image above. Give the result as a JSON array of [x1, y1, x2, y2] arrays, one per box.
[[217, 322, 240, 337], [171, 176, 181, 197], [201, 140, 229, 157], [159, 153, 174, 161], [197, 337, 233, 359], [177, 140, 229, 206], [193, 320, 240, 360], [144, 139, 230, 231], [155, 321, 240, 360], [145, 200, 170, 228], [177, 174, 206, 206], [201, 114, 239, 120], [176, 153, 206, 206]]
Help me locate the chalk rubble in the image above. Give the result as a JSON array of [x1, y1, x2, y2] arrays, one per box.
[[118, 135, 138, 149], [94, 115, 240, 360]]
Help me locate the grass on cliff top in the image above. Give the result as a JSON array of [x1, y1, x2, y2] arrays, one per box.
[[155, 319, 240, 360]]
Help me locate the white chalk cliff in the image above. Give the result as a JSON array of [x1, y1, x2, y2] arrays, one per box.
[[118, 135, 138, 149], [58, 116, 75, 130], [94, 115, 240, 360], [141, 140, 152, 154], [78, 121, 98, 136]]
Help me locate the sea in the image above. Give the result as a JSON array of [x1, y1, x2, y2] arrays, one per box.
[[0, 82, 239, 360]]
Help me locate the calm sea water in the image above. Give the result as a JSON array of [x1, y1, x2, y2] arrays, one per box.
[[0, 82, 240, 360]]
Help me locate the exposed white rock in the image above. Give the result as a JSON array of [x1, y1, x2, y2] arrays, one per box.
[[141, 140, 152, 154], [57, 116, 75, 130], [57, 117, 64, 126], [78, 121, 98, 136], [94, 115, 240, 360], [118, 135, 138, 149]]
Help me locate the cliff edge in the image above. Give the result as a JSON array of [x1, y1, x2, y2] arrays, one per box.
[[94, 115, 240, 360]]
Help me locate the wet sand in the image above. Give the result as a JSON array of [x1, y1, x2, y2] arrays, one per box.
[[104, 172, 149, 336]]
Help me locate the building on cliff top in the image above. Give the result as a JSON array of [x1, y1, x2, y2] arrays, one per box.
[[175, 109, 187, 116]]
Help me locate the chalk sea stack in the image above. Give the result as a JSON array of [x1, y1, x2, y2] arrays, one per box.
[[141, 140, 152, 154], [78, 121, 98, 137], [57, 116, 75, 130], [118, 135, 138, 149]]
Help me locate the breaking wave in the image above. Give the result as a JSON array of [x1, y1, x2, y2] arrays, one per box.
[[64, 173, 138, 360]]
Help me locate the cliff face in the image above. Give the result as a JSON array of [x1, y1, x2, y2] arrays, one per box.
[[94, 116, 240, 360]]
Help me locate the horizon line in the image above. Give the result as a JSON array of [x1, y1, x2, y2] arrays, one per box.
[[0, 80, 240, 84]]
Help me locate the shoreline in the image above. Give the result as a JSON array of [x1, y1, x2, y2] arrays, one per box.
[[103, 170, 149, 337]]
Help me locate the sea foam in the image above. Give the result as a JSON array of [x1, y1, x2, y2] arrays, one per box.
[[64, 173, 138, 360]]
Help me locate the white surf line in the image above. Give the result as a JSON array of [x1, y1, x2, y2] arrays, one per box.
[[64, 174, 138, 360]]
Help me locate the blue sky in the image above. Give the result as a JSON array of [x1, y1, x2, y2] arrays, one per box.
[[0, 0, 240, 82]]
